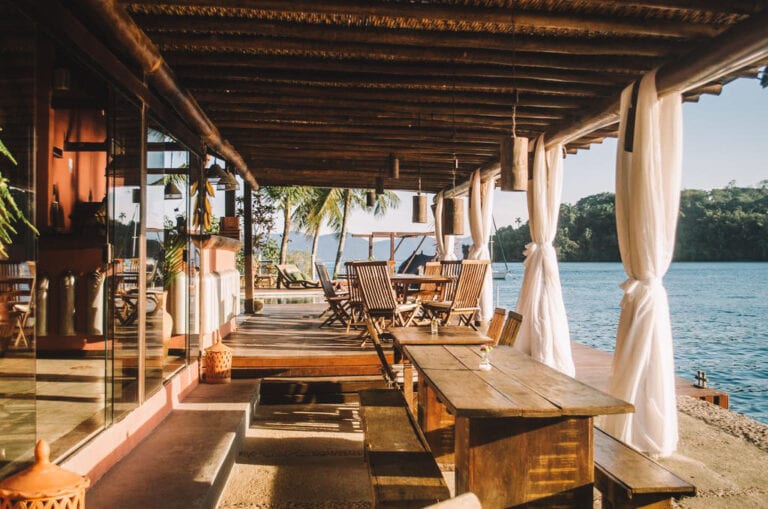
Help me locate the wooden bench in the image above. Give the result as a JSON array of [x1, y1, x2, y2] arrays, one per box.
[[358, 389, 451, 508], [594, 427, 696, 509]]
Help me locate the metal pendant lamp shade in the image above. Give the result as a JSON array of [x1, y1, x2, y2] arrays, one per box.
[[500, 135, 529, 192], [389, 154, 399, 179], [442, 197, 465, 236], [164, 181, 183, 200], [412, 193, 427, 223], [366, 190, 375, 208]]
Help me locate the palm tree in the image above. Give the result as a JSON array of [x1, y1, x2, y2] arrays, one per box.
[[330, 189, 399, 277], [292, 188, 344, 278], [265, 186, 312, 265]]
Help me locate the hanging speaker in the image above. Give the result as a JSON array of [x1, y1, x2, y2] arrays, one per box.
[[442, 197, 465, 236], [412, 194, 427, 223], [500, 135, 529, 192]]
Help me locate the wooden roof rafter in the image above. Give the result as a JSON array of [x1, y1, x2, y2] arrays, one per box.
[[59, 0, 768, 194]]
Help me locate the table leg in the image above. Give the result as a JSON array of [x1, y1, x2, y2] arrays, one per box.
[[417, 377, 456, 465], [455, 415, 594, 509]]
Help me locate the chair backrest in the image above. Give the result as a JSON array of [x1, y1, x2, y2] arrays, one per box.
[[345, 261, 363, 305], [354, 261, 398, 316], [486, 307, 507, 342], [498, 310, 523, 347], [315, 262, 336, 297], [439, 260, 462, 300], [452, 260, 489, 309], [417, 261, 442, 302]]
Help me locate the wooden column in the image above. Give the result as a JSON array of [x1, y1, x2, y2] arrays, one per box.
[[243, 182, 255, 314]]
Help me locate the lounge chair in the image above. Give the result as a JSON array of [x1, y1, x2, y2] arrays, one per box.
[[275, 263, 320, 289]]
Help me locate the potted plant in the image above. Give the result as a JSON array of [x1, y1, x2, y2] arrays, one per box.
[[0, 129, 38, 258]]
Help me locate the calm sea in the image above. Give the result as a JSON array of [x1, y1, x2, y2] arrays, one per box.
[[491, 262, 768, 424]]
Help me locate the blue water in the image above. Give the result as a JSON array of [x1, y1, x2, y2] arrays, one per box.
[[491, 262, 768, 424]]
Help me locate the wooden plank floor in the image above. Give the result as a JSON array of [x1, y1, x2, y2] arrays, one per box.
[[229, 303, 728, 408]]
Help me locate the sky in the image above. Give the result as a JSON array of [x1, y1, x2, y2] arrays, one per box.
[[337, 76, 767, 236]]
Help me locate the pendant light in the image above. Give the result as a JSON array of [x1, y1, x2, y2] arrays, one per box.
[[412, 114, 427, 223], [375, 176, 384, 195], [389, 154, 399, 179], [412, 174, 427, 223], [442, 157, 464, 236], [500, 89, 528, 192], [366, 190, 375, 208]]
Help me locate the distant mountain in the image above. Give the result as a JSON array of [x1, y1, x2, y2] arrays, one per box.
[[272, 232, 471, 264]]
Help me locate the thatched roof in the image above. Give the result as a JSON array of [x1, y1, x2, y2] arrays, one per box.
[[97, 1, 768, 192]]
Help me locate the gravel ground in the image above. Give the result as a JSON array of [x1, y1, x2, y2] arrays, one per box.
[[677, 396, 768, 454]]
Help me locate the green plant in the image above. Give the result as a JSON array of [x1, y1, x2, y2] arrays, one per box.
[[0, 128, 38, 257], [162, 217, 186, 287]]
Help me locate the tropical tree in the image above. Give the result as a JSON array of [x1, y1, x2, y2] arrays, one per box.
[[292, 188, 344, 278], [264, 186, 313, 265], [330, 189, 399, 277]]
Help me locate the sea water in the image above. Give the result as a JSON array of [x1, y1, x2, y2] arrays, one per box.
[[492, 261, 768, 424]]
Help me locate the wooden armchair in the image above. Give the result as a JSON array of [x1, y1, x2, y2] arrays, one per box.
[[354, 261, 420, 385], [485, 307, 508, 343], [497, 310, 523, 347], [344, 261, 367, 333], [0, 261, 35, 348], [422, 260, 489, 328], [275, 263, 320, 289], [438, 260, 462, 301], [315, 262, 351, 328]]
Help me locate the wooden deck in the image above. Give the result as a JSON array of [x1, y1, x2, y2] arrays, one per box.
[[228, 303, 728, 409]]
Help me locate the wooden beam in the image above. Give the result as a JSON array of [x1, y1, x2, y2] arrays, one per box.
[[445, 6, 768, 196], [127, 1, 725, 38], [165, 54, 641, 85], [173, 68, 614, 97], [149, 31, 678, 58]]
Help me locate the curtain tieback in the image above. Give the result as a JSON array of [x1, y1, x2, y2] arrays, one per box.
[[621, 276, 661, 295], [523, 241, 553, 258]]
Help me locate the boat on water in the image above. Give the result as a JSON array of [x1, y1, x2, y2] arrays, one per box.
[[493, 269, 511, 280]]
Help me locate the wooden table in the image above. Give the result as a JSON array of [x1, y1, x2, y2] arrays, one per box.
[[402, 344, 633, 509], [389, 273, 452, 301]]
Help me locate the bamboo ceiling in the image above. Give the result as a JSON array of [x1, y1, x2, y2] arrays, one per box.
[[103, 0, 767, 192]]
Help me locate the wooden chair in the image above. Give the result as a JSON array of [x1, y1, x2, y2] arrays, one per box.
[[355, 261, 420, 386], [275, 263, 320, 289], [344, 261, 367, 334], [438, 260, 462, 301], [497, 310, 523, 346], [422, 260, 489, 328], [485, 307, 507, 343], [0, 261, 35, 348], [315, 262, 351, 328], [415, 261, 442, 303]]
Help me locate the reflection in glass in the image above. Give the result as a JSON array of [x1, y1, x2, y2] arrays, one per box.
[[0, 1, 37, 476]]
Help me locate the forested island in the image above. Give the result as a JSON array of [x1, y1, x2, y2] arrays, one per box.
[[489, 183, 768, 262]]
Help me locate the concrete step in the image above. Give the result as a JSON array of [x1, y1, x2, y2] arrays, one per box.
[[259, 375, 387, 405], [86, 380, 260, 509]]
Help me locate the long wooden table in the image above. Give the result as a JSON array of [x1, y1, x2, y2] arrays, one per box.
[[389, 325, 494, 416], [402, 344, 633, 509]]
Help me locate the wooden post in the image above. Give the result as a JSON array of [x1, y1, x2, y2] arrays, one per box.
[[243, 182, 255, 314]]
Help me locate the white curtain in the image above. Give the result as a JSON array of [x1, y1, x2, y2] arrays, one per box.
[[514, 135, 575, 376], [468, 170, 494, 322], [602, 70, 682, 458], [434, 192, 446, 259]]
